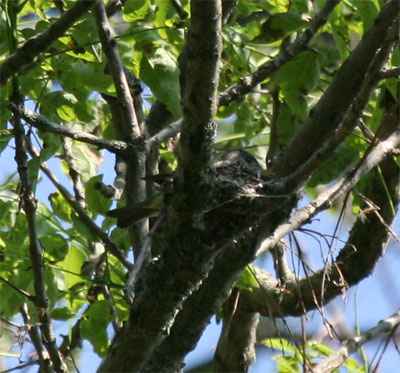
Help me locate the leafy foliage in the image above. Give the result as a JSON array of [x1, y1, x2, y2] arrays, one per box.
[[0, 0, 398, 372], [262, 338, 365, 373]]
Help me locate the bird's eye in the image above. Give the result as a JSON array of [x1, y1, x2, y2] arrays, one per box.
[[245, 155, 253, 162]]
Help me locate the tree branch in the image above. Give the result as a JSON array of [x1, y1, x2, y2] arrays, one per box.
[[270, 0, 400, 178], [60, 137, 86, 207], [143, 232, 262, 372], [146, 118, 182, 149], [7, 103, 129, 154], [218, 0, 341, 106], [93, 0, 148, 256], [174, 0, 222, 212], [267, 18, 399, 193], [119, 6, 399, 368], [26, 141, 133, 271], [20, 303, 52, 373], [257, 124, 400, 256], [170, 0, 188, 19], [313, 309, 400, 373], [146, 122, 399, 371], [93, 1, 140, 140], [0, 0, 98, 87], [272, 241, 296, 285], [99, 2, 223, 371], [213, 290, 259, 372], [379, 66, 400, 79], [244, 137, 400, 316], [0, 276, 35, 302], [11, 98, 67, 372]]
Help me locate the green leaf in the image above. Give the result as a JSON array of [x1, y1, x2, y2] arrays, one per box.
[[308, 135, 363, 187], [261, 337, 298, 352], [49, 191, 73, 223], [80, 300, 112, 357], [27, 156, 41, 190], [253, 12, 310, 43], [39, 131, 63, 161], [70, 213, 100, 243], [61, 143, 103, 182], [85, 175, 112, 216], [281, 89, 308, 120], [0, 129, 13, 153], [344, 357, 365, 372], [0, 98, 11, 134], [276, 51, 320, 93], [236, 265, 259, 290], [70, 14, 98, 48], [51, 306, 76, 320], [19, 73, 51, 100], [274, 355, 300, 373], [331, 24, 350, 60], [108, 225, 131, 249], [291, 0, 312, 13], [0, 261, 34, 317], [306, 340, 333, 356], [384, 78, 398, 101], [29, 0, 53, 19], [123, 0, 151, 22], [58, 245, 87, 290], [45, 268, 59, 304], [139, 44, 181, 117], [70, 63, 115, 95], [36, 204, 63, 237], [41, 234, 69, 262], [39, 91, 78, 122], [349, 0, 380, 34], [159, 149, 177, 170], [275, 104, 298, 147], [154, 0, 172, 28]]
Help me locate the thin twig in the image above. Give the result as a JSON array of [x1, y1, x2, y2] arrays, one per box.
[[379, 66, 400, 79], [11, 96, 67, 372], [0, 276, 35, 302], [93, 0, 140, 139], [146, 118, 182, 149], [1, 360, 40, 373], [60, 137, 85, 206], [271, 241, 296, 285], [170, 0, 188, 19], [313, 309, 400, 373], [124, 214, 165, 303], [20, 303, 51, 372], [7, 103, 129, 154]]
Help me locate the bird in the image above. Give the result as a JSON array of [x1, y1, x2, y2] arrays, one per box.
[[107, 149, 263, 228]]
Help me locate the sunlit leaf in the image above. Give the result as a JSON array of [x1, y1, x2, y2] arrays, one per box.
[[86, 174, 113, 216], [139, 44, 181, 117], [235, 265, 259, 290], [123, 0, 151, 22], [41, 233, 69, 262], [80, 300, 113, 357], [49, 191, 73, 223], [253, 12, 310, 43], [51, 306, 76, 320], [276, 51, 320, 93]]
